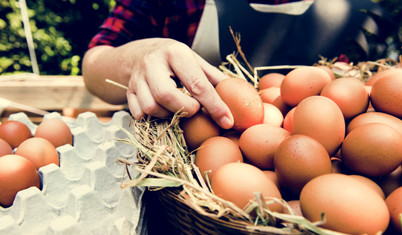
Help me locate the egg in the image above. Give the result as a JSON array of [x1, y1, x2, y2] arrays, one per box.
[[211, 162, 283, 213], [348, 175, 385, 199], [194, 136, 243, 183], [258, 72, 284, 90], [365, 68, 402, 86], [283, 200, 302, 217], [221, 130, 241, 146], [259, 87, 290, 116], [216, 77, 264, 132], [346, 111, 402, 137], [378, 166, 402, 197], [385, 186, 402, 233], [239, 124, 290, 170], [181, 109, 220, 151], [282, 107, 295, 134], [0, 120, 32, 149], [262, 103, 283, 127], [0, 154, 40, 207], [273, 134, 332, 194], [341, 123, 402, 177], [280, 66, 331, 107], [300, 173, 390, 234], [292, 96, 345, 156], [0, 138, 13, 157], [34, 118, 73, 148], [316, 65, 336, 80], [15, 137, 59, 170], [262, 170, 279, 188], [370, 68, 402, 118], [320, 77, 369, 120]]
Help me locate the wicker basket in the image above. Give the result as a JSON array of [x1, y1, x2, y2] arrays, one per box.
[[147, 188, 304, 235]]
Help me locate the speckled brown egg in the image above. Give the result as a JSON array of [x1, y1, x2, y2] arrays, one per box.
[[300, 173, 390, 234], [346, 111, 402, 137], [195, 136, 243, 183], [181, 109, 220, 151], [280, 66, 331, 107], [320, 77, 369, 120], [370, 68, 402, 118], [35, 118, 73, 148], [292, 96, 345, 156], [239, 124, 290, 170], [385, 186, 402, 233], [211, 162, 283, 213], [273, 134, 332, 194], [341, 123, 402, 177]]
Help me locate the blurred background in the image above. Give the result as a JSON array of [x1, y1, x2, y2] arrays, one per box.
[[0, 0, 401, 76]]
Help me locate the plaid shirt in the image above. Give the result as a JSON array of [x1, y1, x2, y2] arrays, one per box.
[[88, 0, 304, 49]]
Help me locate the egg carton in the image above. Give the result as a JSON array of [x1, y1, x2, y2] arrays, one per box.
[[0, 111, 146, 234]]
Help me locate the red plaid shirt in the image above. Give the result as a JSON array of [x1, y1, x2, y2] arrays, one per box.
[[88, 0, 304, 49]]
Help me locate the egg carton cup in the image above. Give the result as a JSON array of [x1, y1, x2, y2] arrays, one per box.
[[0, 111, 146, 235]]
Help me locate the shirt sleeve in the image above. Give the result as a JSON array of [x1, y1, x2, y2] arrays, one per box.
[[88, 0, 164, 49]]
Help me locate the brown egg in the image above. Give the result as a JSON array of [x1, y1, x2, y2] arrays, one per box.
[[211, 162, 283, 213], [292, 96, 345, 156], [181, 109, 220, 151], [239, 124, 290, 170], [282, 107, 295, 134], [348, 175, 385, 199], [300, 173, 390, 234], [0, 154, 40, 207], [15, 137, 59, 170], [385, 186, 402, 233], [262, 170, 279, 188], [259, 87, 290, 116], [274, 134, 332, 194], [195, 136, 243, 183], [221, 130, 241, 146], [370, 68, 402, 118], [365, 68, 402, 86], [280, 66, 331, 107], [262, 103, 283, 127], [258, 72, 284, 90], [320, 77, 369, 120], [216, 78, 264, 132], [0, 138, 13, 157], [283, 200, 302, 217], [346, 111, 402, 137], [378, 166, 402, 197], [316, 65, 336, 80], [0, 120, 32, 149], [341, 123, 402, 177], [35, 118, 73, 148]]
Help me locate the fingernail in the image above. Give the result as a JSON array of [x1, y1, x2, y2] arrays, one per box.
[[219, 116, 233, 129]]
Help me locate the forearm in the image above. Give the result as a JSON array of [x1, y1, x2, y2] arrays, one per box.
[[82, 45, 132, 104]]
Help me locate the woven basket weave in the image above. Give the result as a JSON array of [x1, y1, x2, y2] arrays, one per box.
[[152, 188, 304, 235]]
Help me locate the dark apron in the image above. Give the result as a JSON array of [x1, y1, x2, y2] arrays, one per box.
[[192, 0, 391, 68]]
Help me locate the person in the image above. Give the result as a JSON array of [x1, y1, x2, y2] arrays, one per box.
[[82, 0, 390, 129]]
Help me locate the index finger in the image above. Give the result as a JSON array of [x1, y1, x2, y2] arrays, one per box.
[[168, 47, 234, 129]]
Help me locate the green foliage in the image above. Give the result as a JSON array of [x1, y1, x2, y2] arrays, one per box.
[[0, 0, 115, 75]]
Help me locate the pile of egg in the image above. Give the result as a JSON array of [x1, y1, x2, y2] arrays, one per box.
[[180, 65, 402, 234]]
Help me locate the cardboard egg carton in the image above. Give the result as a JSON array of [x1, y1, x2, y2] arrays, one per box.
[[0, 111, 145, 234]]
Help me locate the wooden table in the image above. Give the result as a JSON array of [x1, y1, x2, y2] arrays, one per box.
[[0, 74, 126, 123]]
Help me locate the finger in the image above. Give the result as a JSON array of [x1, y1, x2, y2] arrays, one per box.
[[132, 76, 172, 118], [144, 58, 202, 117], [169, 49, 234, 129], [193, 52, 228, 85], [126, 91, 145, 120]]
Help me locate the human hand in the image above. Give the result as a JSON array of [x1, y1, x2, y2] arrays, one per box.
[[126, 38, 234, 129]]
